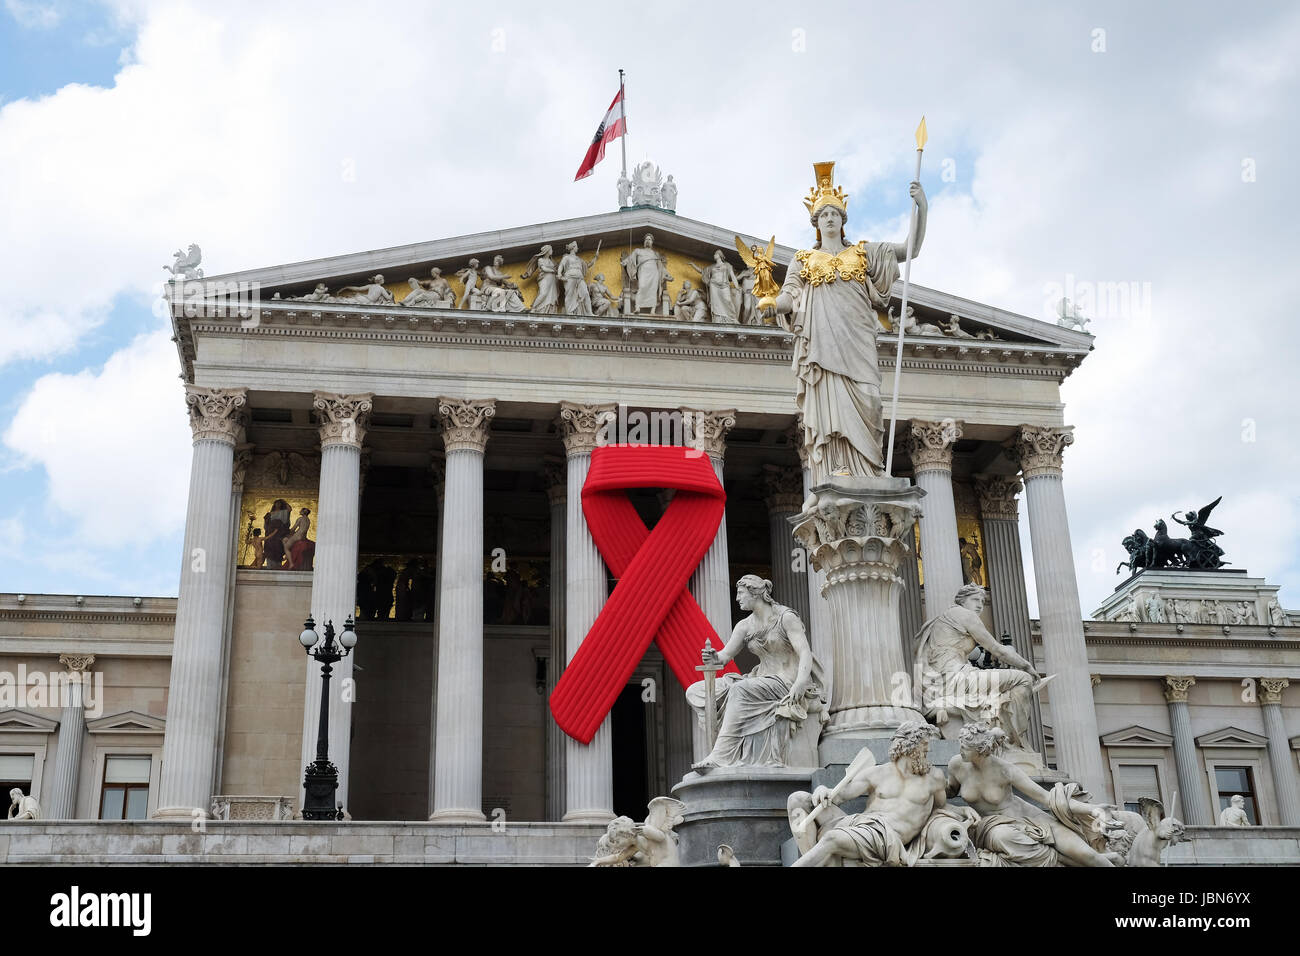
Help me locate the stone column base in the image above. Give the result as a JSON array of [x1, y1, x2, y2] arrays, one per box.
[[671, 767, 812, 866], [427, 808, 487, 824]]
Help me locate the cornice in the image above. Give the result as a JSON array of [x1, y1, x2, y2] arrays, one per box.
[[176, 306, 1089, 385]]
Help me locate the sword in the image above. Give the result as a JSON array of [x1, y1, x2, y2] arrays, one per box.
[[696, 639, 722, 748]]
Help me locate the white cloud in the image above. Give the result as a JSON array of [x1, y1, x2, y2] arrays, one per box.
[[3, 329, 191, 548], [0, 0, 1297, 611], [4, 0, 60, 29]]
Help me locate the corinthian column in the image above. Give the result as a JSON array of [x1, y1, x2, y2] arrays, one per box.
[[794, 422, 834, 702], [48, 654, 94, 819], [430, 398, 495, 822], [681, 408, 736, 642], [906, 419, 964, 620], [792, 480, 926, 763], [974, 474, 1043, 754], [543, 458, 568, 821], [425, 455, 445, 819], [762, 464, 810, 626], [155, 386, 246, 819], [1259, 678, 1300, 825], [299, 392, 372, 815], [1011, 425, 1106, 799], [1164, 676, 1211, 825], [558, 401, 617, 822]]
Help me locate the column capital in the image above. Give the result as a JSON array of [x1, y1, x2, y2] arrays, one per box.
[[438, 397, 496, 453], [313, 392, 373, 449], [761, 464, 804, 515], [1164, 674, 1196, 703], [680, 407, 737, 461], [185, 386, 247, 444], [59, 653, 95, 673], [543, 456, 567, 505], [974, 474, 1024, 520], [557, 401, 617, 457], [1259, 677, 1289, 704], [905, 418, 963, 473], [232, 444, 254, 493], [1010, 425, 1074, 479]]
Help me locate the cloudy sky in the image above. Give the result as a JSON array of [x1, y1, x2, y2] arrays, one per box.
[[1, 0, 1296, 616]]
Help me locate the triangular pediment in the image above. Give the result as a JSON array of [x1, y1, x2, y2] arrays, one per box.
[[1195, 726, 1267, 749], [86, 710, 166, 734], [0, 708, 60, 734], [1101, 725, 1174, 748], [197, 209, 1086, 350]]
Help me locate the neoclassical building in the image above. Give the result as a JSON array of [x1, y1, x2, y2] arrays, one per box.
[[1, 202, 1297, 863]]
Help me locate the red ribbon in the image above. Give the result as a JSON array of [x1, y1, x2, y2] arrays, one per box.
[[550, 444, 738, 743]]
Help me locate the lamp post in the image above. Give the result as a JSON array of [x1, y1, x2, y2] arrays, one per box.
[[299, 614, 358, 821]]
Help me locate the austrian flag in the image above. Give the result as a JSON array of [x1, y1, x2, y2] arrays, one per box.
[[573, 87, 626, 181]]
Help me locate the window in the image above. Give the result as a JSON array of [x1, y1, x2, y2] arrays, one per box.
[[1214, 766, 1259, 825], [0, 753, 35, 804], [99, 756, 152, 820], [1117, 764, 1161, 813]]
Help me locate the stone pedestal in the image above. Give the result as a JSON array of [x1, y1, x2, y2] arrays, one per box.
[[791, 476, 926, 765], [672, 768, 812, 866], [1094, 568, 1291, 629]]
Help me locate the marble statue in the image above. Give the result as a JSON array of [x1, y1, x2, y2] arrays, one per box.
[[589, 815, 639, 866], [1124, 797, 1187, 867], [295, 283, 334, 302], [1219, 794, 1250, 827], [334, 275, 394, 305], [662, 174, 678, 212], [762, 162, 927, 480], [617, 172, 632, 208], [1267, 599, 1291, 627], [1057, 296, 1090, 332], [736, 266, 758, 325], [630, 160, 663, 206], [947, 722, 1123, 867], [686, 575, 824, 770], [164, 243, 203, 280], [7, 787, 39, 821], [944, 314, 976, 339], [455, 259, 482, 310], [558, 241, 600, 316], [672, 281, 708, 323], [485, 283, 526, 313], [621, 233, 669, 315], [587, 273, 619, 316], [589, 797, 685, 867], [481, 255, 519, 293], [786, 722, 946, 866], [891, 304, 941, 337], [402, 277, 449, 309], [522, 245, 560, 315], [913, 584, 1046, 750], [426, 268, 456, 307], [687, 250, 741, 323], [717, 844, 742, 867], [1144, 592, 1167, 624]]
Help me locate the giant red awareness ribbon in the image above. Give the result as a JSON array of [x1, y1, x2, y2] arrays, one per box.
[[549, 444, 739, 743]]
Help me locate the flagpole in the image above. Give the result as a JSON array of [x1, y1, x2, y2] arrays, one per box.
[[618, 68, 627, 180], [884, 117, 927, 477]]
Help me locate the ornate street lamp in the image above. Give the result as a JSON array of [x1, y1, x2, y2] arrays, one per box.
[[299, 614, 358, 821]]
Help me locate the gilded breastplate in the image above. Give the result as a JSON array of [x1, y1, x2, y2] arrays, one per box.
[[796, 242, 870, 286]]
